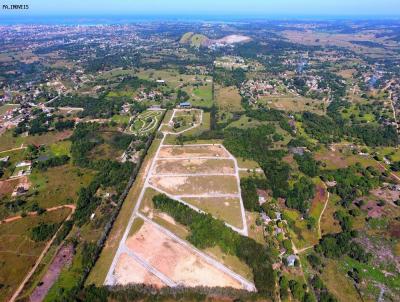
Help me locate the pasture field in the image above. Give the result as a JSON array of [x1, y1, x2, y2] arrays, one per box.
[[28, 164, 95, 208], [153, 158, 235, 175], [315, 147, 383, 171], [0, 208, 70, 302], [0, 130, 72, 153], [149, 175, 238, 196], [320, 194, 342, 236], [183, 84, 213, 108], [136, 69, 212, 90], [215, 85, 243, 112], [321, 259, 361, 302], [259, 95, 325, 114], [111, 114, 130, 125], [49, 141, 71, 157], [182, 197, 243, 229]]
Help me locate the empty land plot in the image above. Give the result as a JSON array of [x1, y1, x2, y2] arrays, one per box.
[[153, 158, 235, 175], [125, 221, 243, 289], [113, 253, 166, 288], [0, 209, 70, 301], [260, 96, 325, 114], [216, 86, 243, 112], [159, 145, 229, 158], [149, 175, 238, 196], [182, 197, 242, 229]]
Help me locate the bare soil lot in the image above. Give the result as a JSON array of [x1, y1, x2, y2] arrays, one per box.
[[30, 244, 74, 302], [149, 175, 238, 196], [124, 221, 243, 288], [114, 253, 165, 288], [153, 158, 235, 175], [158, 145, 229, 158]]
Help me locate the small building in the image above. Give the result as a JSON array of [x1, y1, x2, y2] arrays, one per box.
[[15, 161, 31, 168], [156, 79, 166, 84], [179, 102, 192, 109], [0, 156, 10, 163], [257, 189, 268, 205], [289, 147, 308, 156], [287, 254, 297, 267]]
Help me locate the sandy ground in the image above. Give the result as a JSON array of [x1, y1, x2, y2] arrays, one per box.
[[125, 222, 242, 288], [149, 175, 238, 196], [30, 244, 74, 302], [114, 253, 166, 288], [371, 188, 400, 203], [153, 158, 235, 175], [159, 145, 229, 158]]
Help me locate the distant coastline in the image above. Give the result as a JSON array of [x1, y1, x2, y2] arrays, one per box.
[[1, 14, 400, 25]]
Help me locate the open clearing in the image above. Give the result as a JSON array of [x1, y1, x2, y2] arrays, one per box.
[[182, 197, 243, 229], [215, 85, 243, 112], [149, 175, 238, 195], [153, 158, 235, 175], [159, 145, 229, 158], [0, 209, 70, 301], [122, 220, 243, 289], [114, 253, 166, 287]]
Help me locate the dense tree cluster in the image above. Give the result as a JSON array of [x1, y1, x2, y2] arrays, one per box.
[[35, 155, 70, 170], [322, 164, 380, 201], [240, 178, 260, 211], [30, 222, 59, 242], [294, 152, 320, 177], [302, 111, 399, 146], [286, 177, 315, 213]]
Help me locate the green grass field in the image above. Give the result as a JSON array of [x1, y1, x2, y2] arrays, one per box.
[[0, 208, 70, 302], [182, 197, 243, 229], [215, 85, 243, 113], [28, 164, 95, 208]]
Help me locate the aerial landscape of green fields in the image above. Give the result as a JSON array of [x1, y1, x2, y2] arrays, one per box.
[[0, 1, 399, 301]]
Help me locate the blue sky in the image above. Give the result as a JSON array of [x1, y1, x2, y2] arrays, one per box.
[[2, 0, 400, 17]]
